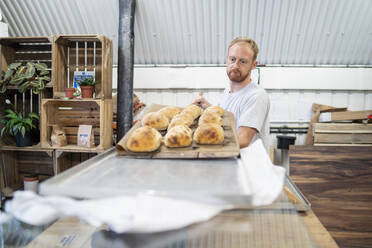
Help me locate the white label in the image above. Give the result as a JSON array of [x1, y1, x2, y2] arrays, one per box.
[[58, 234, 78, 247], [73, 71, 95, 88]]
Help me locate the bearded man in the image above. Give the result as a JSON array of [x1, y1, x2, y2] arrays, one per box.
[[193, 37, 270, 151]]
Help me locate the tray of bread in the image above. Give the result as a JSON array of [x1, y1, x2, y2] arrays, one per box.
[[116, 104, 240, 158]]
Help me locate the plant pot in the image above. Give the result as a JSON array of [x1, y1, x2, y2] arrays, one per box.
[[80, 86, 94, 98], [65, 88, 76, 99], [15, 131, 33, 147], [24, 174, 39, 193]]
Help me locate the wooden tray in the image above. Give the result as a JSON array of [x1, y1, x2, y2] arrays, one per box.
[[116, 104, 240, 158]]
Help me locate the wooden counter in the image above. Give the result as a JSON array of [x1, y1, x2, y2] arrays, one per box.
[[290, 145, 372, 248]]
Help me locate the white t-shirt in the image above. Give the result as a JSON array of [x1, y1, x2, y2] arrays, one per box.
[[219, 82, 271, 152]]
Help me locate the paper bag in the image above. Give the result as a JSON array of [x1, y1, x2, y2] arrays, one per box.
[[50, 125, 67, 147], [77, 125, 95, 148]]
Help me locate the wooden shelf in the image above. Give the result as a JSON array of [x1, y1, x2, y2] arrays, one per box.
[[44, 144, 108, 153], [0, 143, 53, 152]]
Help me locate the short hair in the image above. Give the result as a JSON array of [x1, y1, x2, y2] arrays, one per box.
[[228, 37, 259, 61]]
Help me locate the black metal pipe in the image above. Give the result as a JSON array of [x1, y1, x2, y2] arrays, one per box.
[[117, 0, 136, 142]]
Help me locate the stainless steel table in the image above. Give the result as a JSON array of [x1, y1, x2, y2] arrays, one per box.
[[1, 148, 318, 247]]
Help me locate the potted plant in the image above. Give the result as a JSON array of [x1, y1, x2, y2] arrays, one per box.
[[77, 77, 96, 98], [1, 99, 39, 147], [0, 62, 51, 94], [65, 87, 75, 98]]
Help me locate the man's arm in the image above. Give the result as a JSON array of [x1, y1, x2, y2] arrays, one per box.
[[238, 126, 258, 148]]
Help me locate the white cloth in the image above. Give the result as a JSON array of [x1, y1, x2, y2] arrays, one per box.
[[5, 192, 229, 233], [4, 140, 284, 233], [239, 139, 285, 206], [219, 82, 271, 152]]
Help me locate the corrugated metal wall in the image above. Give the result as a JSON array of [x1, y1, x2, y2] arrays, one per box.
[[1, 0, 371, 65]]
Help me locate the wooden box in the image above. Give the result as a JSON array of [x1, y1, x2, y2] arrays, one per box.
[[313, 123, 372, 146], [41, 99, 113, 152], [52, 35, 112, 99], [0, 148, 54, 192], [0, 37, 54, 145]]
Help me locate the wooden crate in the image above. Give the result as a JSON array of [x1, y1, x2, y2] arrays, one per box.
[[0, 37, 54, 146], [313, 123, 372, 146], [0, 148, 54, 193], [41, 99, 113, 152], [52, 35, 112, 99]]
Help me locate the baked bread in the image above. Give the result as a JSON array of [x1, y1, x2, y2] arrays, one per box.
[[141, 112, 169, 130], [198, 112, 223, 126], [204, 106, 225, 116], [126, 126, 162, 152], [158, 106, 181, 121], [182, 104, 202, 119], [164, 125, 192, 148], [168, 112, 194, 130], [193, 123, 224, 145]]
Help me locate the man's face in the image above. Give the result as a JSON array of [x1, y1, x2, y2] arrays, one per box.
[[226, 43, 257, 83]]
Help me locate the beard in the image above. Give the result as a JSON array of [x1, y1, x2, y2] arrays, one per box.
[[227, 69, 250, 83]]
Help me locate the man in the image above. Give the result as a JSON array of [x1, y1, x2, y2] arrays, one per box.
[[193, 37, 270, 151]]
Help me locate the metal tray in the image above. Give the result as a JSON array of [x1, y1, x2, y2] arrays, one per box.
[[285, 176, 311, 212], [40, 148, 310, 211]]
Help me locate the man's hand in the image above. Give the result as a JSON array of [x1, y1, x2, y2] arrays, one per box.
[[192, 96, 211, 109], [238, 126, 258, 148]]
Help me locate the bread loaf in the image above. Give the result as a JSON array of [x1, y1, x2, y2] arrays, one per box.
[[204, 106, 225, 116], [198, 112, 223, 126], [193, 123, 224, 145], [168, 112, 194, 130], [182, 104, 202, 119], [158, 106, 181, 121], [164, 125, 192, 148], [142, 112, 169, 130], [126, 126, 162, 152]]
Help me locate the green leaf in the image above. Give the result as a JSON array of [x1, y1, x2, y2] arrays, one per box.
[[16, 66, 26, 76], [28, 113, 39, 120], [4, 69, 14, 81], [17, 112, 23, 120], [21, 126, 26, 137], [5, 113, 18, 120], [34, 63, 48, 71], [25, 62, 35, 79], [0, 84, 6, 93], [24, 118, 32, 127], [1, 127, 7, 137], [40, 70, 50, 76], [9, 62, 22, 70], [10, 76, 26, 85], [18, 81, 30, 93]]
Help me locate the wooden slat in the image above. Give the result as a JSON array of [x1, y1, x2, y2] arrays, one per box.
[[290, 145, 372, 248], [328, 110, 372, 121], [314, 133, 372, 144], [15, 52, 51, 61], [313, 123, 372, 133]]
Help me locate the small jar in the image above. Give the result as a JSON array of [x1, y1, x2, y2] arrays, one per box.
[[24, 174, 39, 193]]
